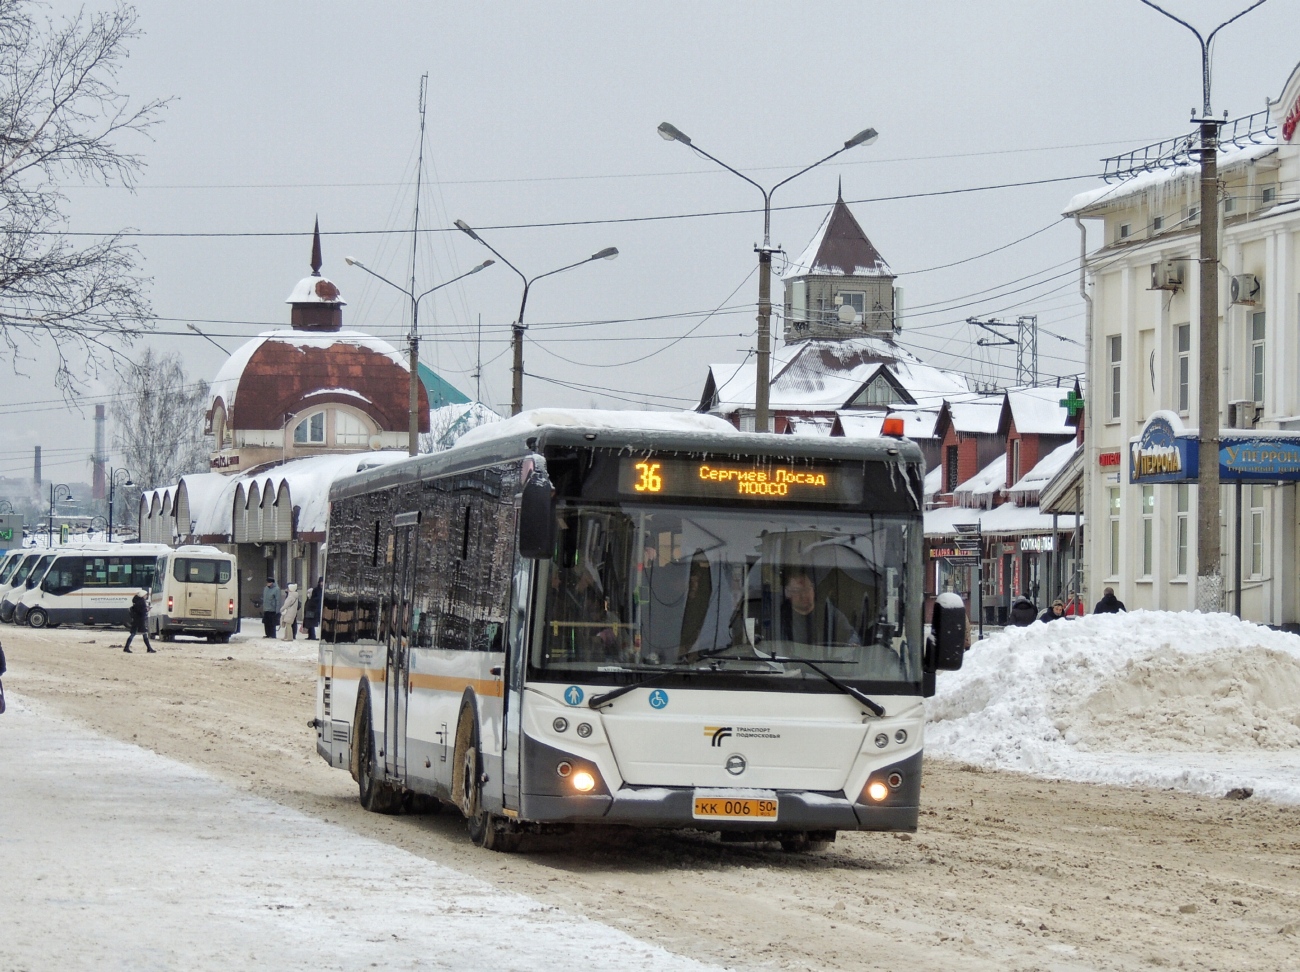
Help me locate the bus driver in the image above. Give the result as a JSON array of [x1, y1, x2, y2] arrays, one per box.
[[779, 568, 859, 651]]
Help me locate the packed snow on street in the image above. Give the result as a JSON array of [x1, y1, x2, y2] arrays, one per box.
[[928, 610, 1300, 803]]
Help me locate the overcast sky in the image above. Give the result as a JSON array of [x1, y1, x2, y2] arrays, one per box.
[[2, 0, 1299, 488]]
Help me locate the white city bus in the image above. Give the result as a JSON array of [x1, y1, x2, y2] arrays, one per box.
[[14, 544, 171, 628], [314, 412, 967, 851]]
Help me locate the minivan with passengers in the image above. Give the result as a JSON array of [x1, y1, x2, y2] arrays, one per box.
[[150, 545, 240, 643], [15, 544, 171, 628]]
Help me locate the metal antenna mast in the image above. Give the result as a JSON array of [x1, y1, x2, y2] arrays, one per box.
[[969, 315, 1039, 386]]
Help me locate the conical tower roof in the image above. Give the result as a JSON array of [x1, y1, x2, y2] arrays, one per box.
[[784, 186, 891, 278]]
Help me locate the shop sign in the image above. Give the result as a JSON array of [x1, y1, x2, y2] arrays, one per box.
[[1019, 536, 1055, 553], [1130, 413, 1198, 484], [1098, 451, 1121, 467], [1221, 436, 1300, 481], [211, 453, 240, 470], [1284, 91, 1300, 143]]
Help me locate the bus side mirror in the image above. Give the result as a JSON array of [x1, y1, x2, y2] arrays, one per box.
[[518, 473, 556, 560], [924, 592, 967, 682]]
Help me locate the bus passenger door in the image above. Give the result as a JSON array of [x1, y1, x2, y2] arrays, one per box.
[[502, 555, 534, 811], [385, 514, 419, 779]]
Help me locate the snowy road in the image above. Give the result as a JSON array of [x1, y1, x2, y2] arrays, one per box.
[[0, 694, 723, 972]]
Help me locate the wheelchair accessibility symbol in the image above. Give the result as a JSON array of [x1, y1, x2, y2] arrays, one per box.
[[564, 685, 584, 706], [648, 689, 669, 709]]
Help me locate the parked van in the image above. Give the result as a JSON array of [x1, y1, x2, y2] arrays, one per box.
[[0, 549, 25, 586], [150, 545, 240, 642], [15, 544, 172, 628], [1, 552, 54, 623]]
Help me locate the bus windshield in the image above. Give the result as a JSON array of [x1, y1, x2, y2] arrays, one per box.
[[7, 554, 39, 588], [534, 504, 921, 691], [0, 553, 24, 585], [25, 554, 55, 588]]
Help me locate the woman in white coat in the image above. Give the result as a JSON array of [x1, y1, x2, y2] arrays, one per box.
[[280, 583, 300, 640]]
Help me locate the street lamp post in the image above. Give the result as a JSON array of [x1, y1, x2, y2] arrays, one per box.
[[0, 500, 12, 515], [107, 467, 133, 542], [345, 257, 496, 456], [656, 123, 878, 432], [1137, 0, 1270, 613], [453, 220, 618, 415], [89, 515, 107, 537], [47, 483, 73, 548]]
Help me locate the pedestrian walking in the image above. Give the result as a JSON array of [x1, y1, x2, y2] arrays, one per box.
[[302, 577, 323, 641], [1093, 586, 1127, 614], [1008, 595, 1038, 627], [123, 589, 155, 653], [280, 583, 300, 641], [261, 577, 282, 639]]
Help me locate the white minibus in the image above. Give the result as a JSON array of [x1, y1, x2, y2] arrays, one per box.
[[2, 552, 53, 623], [149, 546, 240, 642], [16, 544, 171, 628]]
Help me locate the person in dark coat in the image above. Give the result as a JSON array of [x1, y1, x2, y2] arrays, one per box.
[[1008, 596, 1038, 627], [1094, 587, 1127, 614], [0, 636, 6, 713], [261, 577, 282, 639], [302, 577, 323, 641], [1038, 599, 1067, 623], [123, 589, 155, 653]]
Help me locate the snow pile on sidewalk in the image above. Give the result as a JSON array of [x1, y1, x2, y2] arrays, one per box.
[[927, 611, 1300, 802]]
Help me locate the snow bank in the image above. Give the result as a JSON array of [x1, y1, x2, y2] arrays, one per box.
[[928, 611, 1300, 803]]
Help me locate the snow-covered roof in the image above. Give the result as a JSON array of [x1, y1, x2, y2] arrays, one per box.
[[924, 502, 1079, 537], [455, 408, 736, 451], [834, 406, 940, 441], [943, 395, 1004, 435], [953, 454, 1007, 504], [923, 464, 943, 499], [1002, 386, 1075, 437], [1009, 440, 1078, 497], [284, 275, 346, 305], [1065, 142, 1277, 216], [785, 415, 836, 437], [783, 192, 892, 279], [208, 328, 408, 415], [704, 337, 969, 413]]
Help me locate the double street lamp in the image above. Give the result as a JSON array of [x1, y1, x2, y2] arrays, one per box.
[[345, 257, 496, 456], [454, 220, 618, 415], [656, 122, 879, 432], [47, 483, 73, 547], [107, 467, 133, 542]]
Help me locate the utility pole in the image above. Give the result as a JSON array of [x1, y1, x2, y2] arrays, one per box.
[[969, 315, 1039, 387], [1137, 0, 1269, 612], [408, 74, 429, 457]]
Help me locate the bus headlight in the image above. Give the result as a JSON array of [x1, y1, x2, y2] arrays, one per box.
[[865, 780, 890, 802], [571, 770, 596, 793]]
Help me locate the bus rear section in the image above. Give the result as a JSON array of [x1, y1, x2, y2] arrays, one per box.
[[150, 546, 239, 642], [15, 545, 169, 628], [315, 416, 967, 851]]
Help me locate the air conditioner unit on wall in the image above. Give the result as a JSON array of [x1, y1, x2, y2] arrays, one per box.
[[1228, 400, 1261, 430], [1150, 260, 1184, 291], [1230, 273, 1261, 305]]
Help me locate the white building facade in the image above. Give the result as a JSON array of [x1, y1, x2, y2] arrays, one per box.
[[1070, 61, 1300, 625]]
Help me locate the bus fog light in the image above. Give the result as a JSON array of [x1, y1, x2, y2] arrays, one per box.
[[552, 717, 569, 733], [571, 770, 596, 792], [556, 761, 573, 778], [576, 722, 592, 738], [887, 772, 904, 789], [894, 729, 907, 745], [874, 732, 889, 748], [865, 780, 889, 802]]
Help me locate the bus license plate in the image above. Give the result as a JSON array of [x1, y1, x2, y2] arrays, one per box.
[[692, 796, 778, 821]]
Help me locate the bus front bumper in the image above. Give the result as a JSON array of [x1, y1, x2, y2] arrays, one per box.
[[519, 739, 921, 833]]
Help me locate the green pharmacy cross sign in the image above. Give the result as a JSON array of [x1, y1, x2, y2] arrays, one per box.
[[1060, 389, 1084, 418]]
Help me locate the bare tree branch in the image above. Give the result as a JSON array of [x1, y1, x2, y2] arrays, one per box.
[[0, 1, 168, 397]]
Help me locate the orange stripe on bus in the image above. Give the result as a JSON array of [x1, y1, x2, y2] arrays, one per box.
[[322, 665, 386, 682], [407, 673, 504, 698]]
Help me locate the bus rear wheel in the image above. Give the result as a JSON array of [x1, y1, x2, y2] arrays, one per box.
[[355, 695, 402, 815], [27, 608, 48, 628], [780, 833, 832, 853]]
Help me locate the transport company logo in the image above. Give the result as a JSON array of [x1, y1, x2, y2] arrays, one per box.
[[703, 725, 781, 745]]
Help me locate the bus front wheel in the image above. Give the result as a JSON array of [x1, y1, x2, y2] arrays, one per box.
[[27, 608, 48, 628], [454, 712, 520, 853]]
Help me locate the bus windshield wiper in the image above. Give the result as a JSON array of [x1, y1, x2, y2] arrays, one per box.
[[758, 655, 886, 717], [586, 643, 739, 709]]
